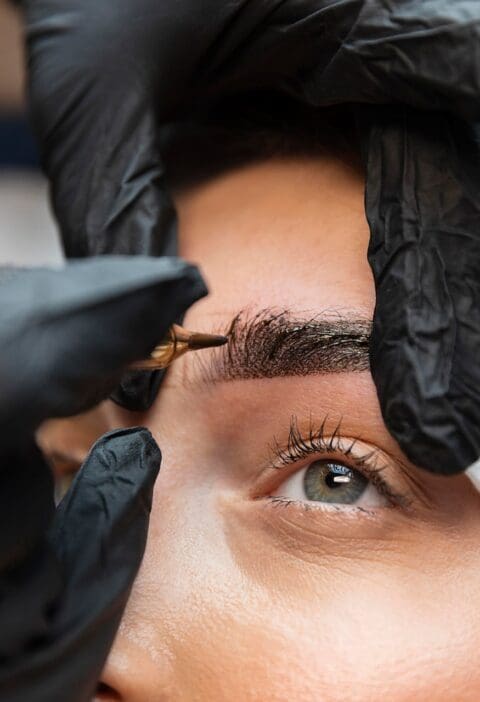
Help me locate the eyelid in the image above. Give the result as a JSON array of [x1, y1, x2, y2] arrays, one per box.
[[267, 415, 413, 510]]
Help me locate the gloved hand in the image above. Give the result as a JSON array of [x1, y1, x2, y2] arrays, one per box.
[[0, 256, 206, 702], [20, 0, 480, 472]]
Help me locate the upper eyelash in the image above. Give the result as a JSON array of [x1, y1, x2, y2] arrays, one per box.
[[271, 414, 378, 468], [269, 414, 411, 509]]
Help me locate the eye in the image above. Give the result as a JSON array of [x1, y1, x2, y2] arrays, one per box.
[[271, 460, 388, 508]]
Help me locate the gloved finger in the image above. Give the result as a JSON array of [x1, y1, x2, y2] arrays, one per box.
[[0, 427, 160, 702], [0, 256, 206, 442], [359, 105, 480, 474]]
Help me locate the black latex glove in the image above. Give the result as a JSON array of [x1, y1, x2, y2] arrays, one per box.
[[21, 0, 480, 472], [357, 106, 480, 474], [0, 256, 206, 702]]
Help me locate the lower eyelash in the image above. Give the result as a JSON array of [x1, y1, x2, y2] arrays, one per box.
[[266, 496, 378, 516]]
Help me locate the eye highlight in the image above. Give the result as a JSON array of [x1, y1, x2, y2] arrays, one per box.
[[266, 415, 410, 510]]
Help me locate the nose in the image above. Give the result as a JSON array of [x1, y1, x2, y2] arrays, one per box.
[[94, 618, 175, 702]]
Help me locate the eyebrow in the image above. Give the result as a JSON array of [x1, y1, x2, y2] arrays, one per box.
[[204, 309, 371, 382]]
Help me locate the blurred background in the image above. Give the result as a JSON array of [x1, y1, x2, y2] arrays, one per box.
[[0, 0, 62, 264]]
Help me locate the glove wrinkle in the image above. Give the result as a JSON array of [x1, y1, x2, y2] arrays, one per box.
[[361, 105, 480, 473]]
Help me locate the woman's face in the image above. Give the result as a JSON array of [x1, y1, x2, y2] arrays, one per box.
[[97, 156, 480, 701]]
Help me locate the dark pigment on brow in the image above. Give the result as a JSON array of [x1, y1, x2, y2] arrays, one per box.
[[208, 310, 371, 381]]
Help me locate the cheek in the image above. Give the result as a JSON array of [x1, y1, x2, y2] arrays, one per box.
[[124, 477, 327, 700], [124, 450, 480, 702]]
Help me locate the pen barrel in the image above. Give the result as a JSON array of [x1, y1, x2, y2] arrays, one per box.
[[130, 340, 189, 371]]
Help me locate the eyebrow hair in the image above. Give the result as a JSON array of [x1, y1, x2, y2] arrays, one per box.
[[204, 309, 371, 382]]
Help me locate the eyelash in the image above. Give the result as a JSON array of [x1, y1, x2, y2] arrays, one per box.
[[269, 415, 408, 509]]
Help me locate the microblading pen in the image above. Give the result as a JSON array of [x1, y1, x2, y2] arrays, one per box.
[[130, 324, 228, 371]]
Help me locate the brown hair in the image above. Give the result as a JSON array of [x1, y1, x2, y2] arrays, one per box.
[[159, 91, 363, 193]]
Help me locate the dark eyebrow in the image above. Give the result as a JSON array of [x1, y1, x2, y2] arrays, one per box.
[[205, 309, 371, 382]]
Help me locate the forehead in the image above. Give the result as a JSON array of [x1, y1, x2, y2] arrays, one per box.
[[174, 155, 374, 325]]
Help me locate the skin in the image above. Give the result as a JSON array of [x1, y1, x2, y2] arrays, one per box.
[[92, 155, 480, 701], [0, 3, 24, 110]]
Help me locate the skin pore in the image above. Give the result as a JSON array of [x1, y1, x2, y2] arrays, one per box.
[[93, 155, 480, 701]]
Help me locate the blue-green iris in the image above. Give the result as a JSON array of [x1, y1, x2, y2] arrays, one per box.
[[303, 461, 368, 504]]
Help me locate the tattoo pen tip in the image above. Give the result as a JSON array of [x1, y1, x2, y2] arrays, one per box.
[[187, 332, 229, 350]]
